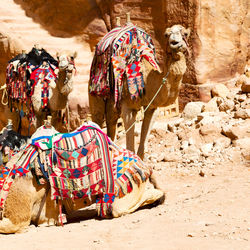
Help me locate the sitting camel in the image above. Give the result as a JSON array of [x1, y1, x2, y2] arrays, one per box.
[[89, 24, 190, 159], [0, 123, 164, 234]]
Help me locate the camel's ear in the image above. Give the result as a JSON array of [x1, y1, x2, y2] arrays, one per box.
[[183, 28, 191, 39], [164, 28, 172, 37], [72, 51, 77, 59]]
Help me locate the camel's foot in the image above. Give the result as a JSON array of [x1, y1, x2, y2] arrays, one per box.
[[0, 217, 30, 234]]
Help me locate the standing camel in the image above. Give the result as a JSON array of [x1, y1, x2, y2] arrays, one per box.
[[31, 51, 77, 129], [89, 24, 190, 159]]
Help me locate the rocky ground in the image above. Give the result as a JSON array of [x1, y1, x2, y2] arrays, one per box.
[[0, 77, 250, 249]]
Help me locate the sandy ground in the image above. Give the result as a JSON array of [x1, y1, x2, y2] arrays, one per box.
[[0, 157, 249, 250]]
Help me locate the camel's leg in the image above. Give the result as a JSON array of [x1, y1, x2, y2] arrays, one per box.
[[105, 100, 120, 141], [0, 179, 33, 234], [137, 108, 157, 159], [121, 105, 137, 152], [88, 94, 105, 128]]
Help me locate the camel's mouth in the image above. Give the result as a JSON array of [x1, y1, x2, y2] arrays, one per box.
[[170, 41, 179, 46], [169, 41, 183, 50]]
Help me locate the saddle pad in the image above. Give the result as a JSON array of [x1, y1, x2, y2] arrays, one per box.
[[42, 127, 115, 217]]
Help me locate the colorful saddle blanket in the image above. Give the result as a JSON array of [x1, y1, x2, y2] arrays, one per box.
[[0, 124, 151, 218], [6, 47, 58, 122], [89, 23, 160, 105]]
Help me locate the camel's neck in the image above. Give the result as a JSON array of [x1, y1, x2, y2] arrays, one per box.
[[166, 51, 187, 77], [49, 70, 71, 111]]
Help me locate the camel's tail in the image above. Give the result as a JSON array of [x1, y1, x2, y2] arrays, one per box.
[[149, 172, 166, 205]]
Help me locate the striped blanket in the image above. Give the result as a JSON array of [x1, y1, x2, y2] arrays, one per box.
[[0, 124, 151, 218], [89, 23, 160, 105]]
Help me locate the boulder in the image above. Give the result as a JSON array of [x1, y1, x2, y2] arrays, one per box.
[[177, 127, 204, 148], [200, 143, 213, 157], [241, 79, 250, 93], [198, 83, 214, 102], [182, 102, 204, 120], [199, 123, 222, 143], [222, 120, 250, 140], [234, 109, 250, 119], [164, 132, 180, 150], [233, 137, 250, 150], [202, 98, 219, 113], [214, 136, 231, 149], [219, 99, 235, 112], [211, 84, 230, 99]]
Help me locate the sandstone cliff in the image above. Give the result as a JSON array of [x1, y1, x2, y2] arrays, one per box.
[[0, 0, 249, 131]]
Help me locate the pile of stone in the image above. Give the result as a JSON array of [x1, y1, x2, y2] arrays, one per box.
[[146, 71, 250, 172]]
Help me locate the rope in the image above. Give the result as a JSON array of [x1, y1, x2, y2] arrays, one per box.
[[66, 103, 70, 133], [116, 71, 169, 142], [0, 84, 8, 106]]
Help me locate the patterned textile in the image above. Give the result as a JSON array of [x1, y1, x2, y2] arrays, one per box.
[[110, 143, 151, 198], [30, 66, 57, 110], [6, 48, 58, 123], [0, 123, 151, 219], [31, 125, 114, 217], [0, 145, 37, 209], [89, 23, 160, 104]]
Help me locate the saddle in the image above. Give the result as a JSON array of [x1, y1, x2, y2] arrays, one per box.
[[0, 123, 151, 219]]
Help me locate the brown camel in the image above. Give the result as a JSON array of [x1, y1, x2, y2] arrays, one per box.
[[89, 24, 190, 159]]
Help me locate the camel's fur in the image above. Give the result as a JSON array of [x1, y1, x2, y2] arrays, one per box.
[[89, 25, 190, 159]]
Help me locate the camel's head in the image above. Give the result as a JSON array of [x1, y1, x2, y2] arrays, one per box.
[[56, 51, 77, 96], [165, 25, 190, 54]]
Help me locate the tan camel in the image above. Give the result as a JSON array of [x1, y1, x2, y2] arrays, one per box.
[[31, 51, 77, 129], [0, 142, 164, 234], [89, 24, 190, 159]]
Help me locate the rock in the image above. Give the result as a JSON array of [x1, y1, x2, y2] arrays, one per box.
[[164, 132, 180, 150], [235, 74, 249, 87], [211, 84, 230, 99], [221, 121, 250, 140], [202, 98, 219, 113], [219, 99, 235, 112], [234, 109, 250, 119], [214, 136, 231, 149], [182, 145, 201, 162], [177, 127, 204, 148], [180, 140, 189, 150], [167, 118, 184, 132], [199, 123, 222, 143], [237, 94, 247, 102], [233, 138, 250, 150], [241, 148, 250, 162], [241, 80, 250, 93], [198, 83, 214, 102], [199, 170, 205, 177], [182, 102, 204, 120], [163, 151, 182, 162], [200, 143, 213, 156]]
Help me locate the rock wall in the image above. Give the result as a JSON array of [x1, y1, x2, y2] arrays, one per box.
[[0, 0, 249, 131]]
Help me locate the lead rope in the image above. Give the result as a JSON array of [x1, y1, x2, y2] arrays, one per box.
[[116, 71, 169, 142], [0, 84, 8, 106]]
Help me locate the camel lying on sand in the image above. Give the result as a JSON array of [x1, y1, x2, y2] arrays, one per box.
[[0, 123, 164, 234]]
